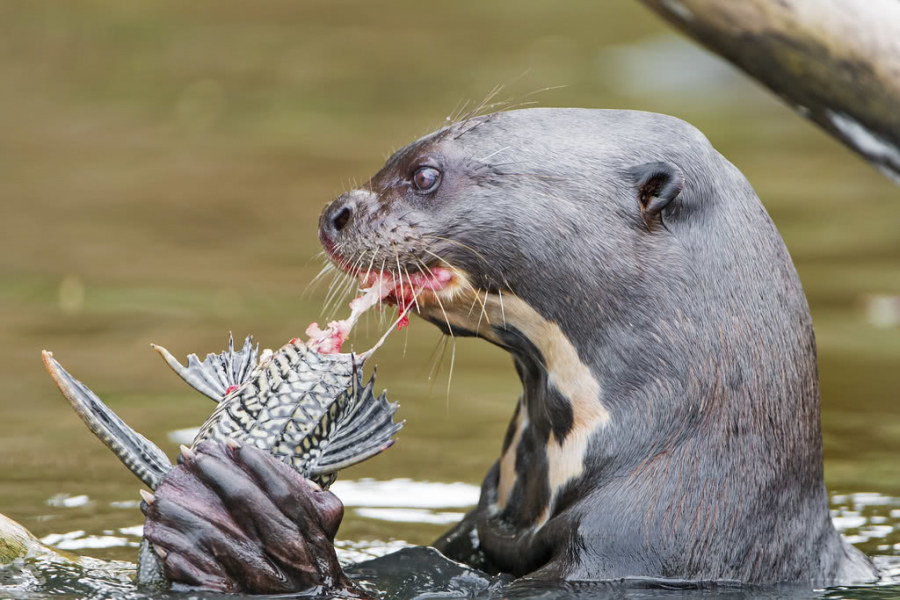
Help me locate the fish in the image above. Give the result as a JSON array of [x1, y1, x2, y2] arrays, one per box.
[[42, 336, 402, 491], [41, 284, 403, 586]]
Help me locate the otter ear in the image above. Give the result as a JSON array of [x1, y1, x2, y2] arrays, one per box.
[[627, 161, 684, 227]]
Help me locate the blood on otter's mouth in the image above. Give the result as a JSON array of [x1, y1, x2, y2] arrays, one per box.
[[303, 266, 456, 357], [319, 230, 466, 336], [360, 267, 453, 319], [354, 267, 455, 329]]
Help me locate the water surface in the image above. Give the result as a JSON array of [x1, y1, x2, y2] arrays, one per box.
[[0, 1, 898, 598]]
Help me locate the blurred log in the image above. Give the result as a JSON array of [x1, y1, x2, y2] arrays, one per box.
[[638, 0, 900, 184], [0, 512, 73, 564]]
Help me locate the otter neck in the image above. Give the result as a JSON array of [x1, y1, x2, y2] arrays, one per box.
[[489, 320, 609, 525], [417, 289, 612, 527]]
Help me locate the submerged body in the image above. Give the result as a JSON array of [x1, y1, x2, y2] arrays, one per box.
[[145, 108, 878, 592]]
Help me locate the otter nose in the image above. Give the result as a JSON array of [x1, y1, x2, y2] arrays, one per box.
[[332, 206, 352, 232], [319, 198, 356, 239]]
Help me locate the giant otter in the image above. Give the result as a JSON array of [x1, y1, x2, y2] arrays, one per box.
[[142, 108, 879, 593]]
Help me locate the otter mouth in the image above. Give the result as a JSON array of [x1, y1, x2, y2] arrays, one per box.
[[352, 265, 463, 330], [319, 225, 509, 344], [320, 235, 472, 327], [358, 268, 454, 306]]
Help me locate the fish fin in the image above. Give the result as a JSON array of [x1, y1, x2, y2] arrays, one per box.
[[307, 367, 404, 477], [151, 334, 258, 402], [42, 351, 172, 490]]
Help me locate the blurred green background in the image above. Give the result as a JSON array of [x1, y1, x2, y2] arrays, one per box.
[[0, 0, 897, 563]]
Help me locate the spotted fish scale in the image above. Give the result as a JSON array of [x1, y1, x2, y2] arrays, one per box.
[[42, 335, 402, 491], [189, 341, 369, 486]]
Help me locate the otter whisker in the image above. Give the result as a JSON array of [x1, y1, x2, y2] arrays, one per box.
[[475, 292, 488, 335], [450, 93, 490, 127], [306, 250, 329, 268], [483, 84, 566, 118], [321, 261, 351, 314], [362, 249, 378, 283], [321, 243, 348, 299], [471, 288, 491, 335], [321, 257, 351, 313], [422, 237, 492, 271], [394, 253, 407, 311], [495, 171, 568, 182], [417, 247, 497, 337], [414, 256, 457, 327], [453, 274, 490, 334], [477, 146, 510, 163], [477, 289, 492, 326], [322, 276, 351, 319], [309, 262, 335, 286], [446, 98, 470, 125], [427, 333, 449, 383], [428, 280, 454, 341], [304, 261, 340, 308], [322, 248, 365, 318], [521, 83, 568, 99], [403, 266, 422, 315], [446, 337, 457, 410], [426, 333, 450, 400], [409, 254, 474, 338], [466, 290, 480, 319], [419, 247, 454, 268], [428, 238, 513, 292], [378, 258, 388, 327], [346, 249, 370, 291], [413, 257, 437, 280], [357, 249, 380, 330], [364, 292, 421, 359], [482, 161, 523, 168], [304, 261, 336, 299], [413, 257, 449, 303], [461, 83, 503, 123], [333, 276, 359, 317], [452, 113, 498, 140], [402, 312, 410, 358]]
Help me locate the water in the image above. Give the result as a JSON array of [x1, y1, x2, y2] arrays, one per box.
[[0, 1, 898, 598]]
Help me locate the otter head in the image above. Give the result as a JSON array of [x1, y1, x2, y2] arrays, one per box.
[[317, 109, 825, 569], [318, 109, 692, 348], [317, 110, 711, 420]]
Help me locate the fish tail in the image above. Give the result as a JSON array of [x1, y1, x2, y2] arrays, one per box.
[[42, 351, 172, 490]]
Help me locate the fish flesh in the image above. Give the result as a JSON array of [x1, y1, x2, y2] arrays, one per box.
[[41, 284, 403, 586]]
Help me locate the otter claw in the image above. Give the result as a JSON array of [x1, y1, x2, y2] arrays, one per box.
[[179, 444, 196, 462], [139, 489, 156, 505], [225, 438, 242, 450]]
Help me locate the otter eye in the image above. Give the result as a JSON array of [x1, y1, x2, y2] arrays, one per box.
[[412, 166, 441, 193]]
